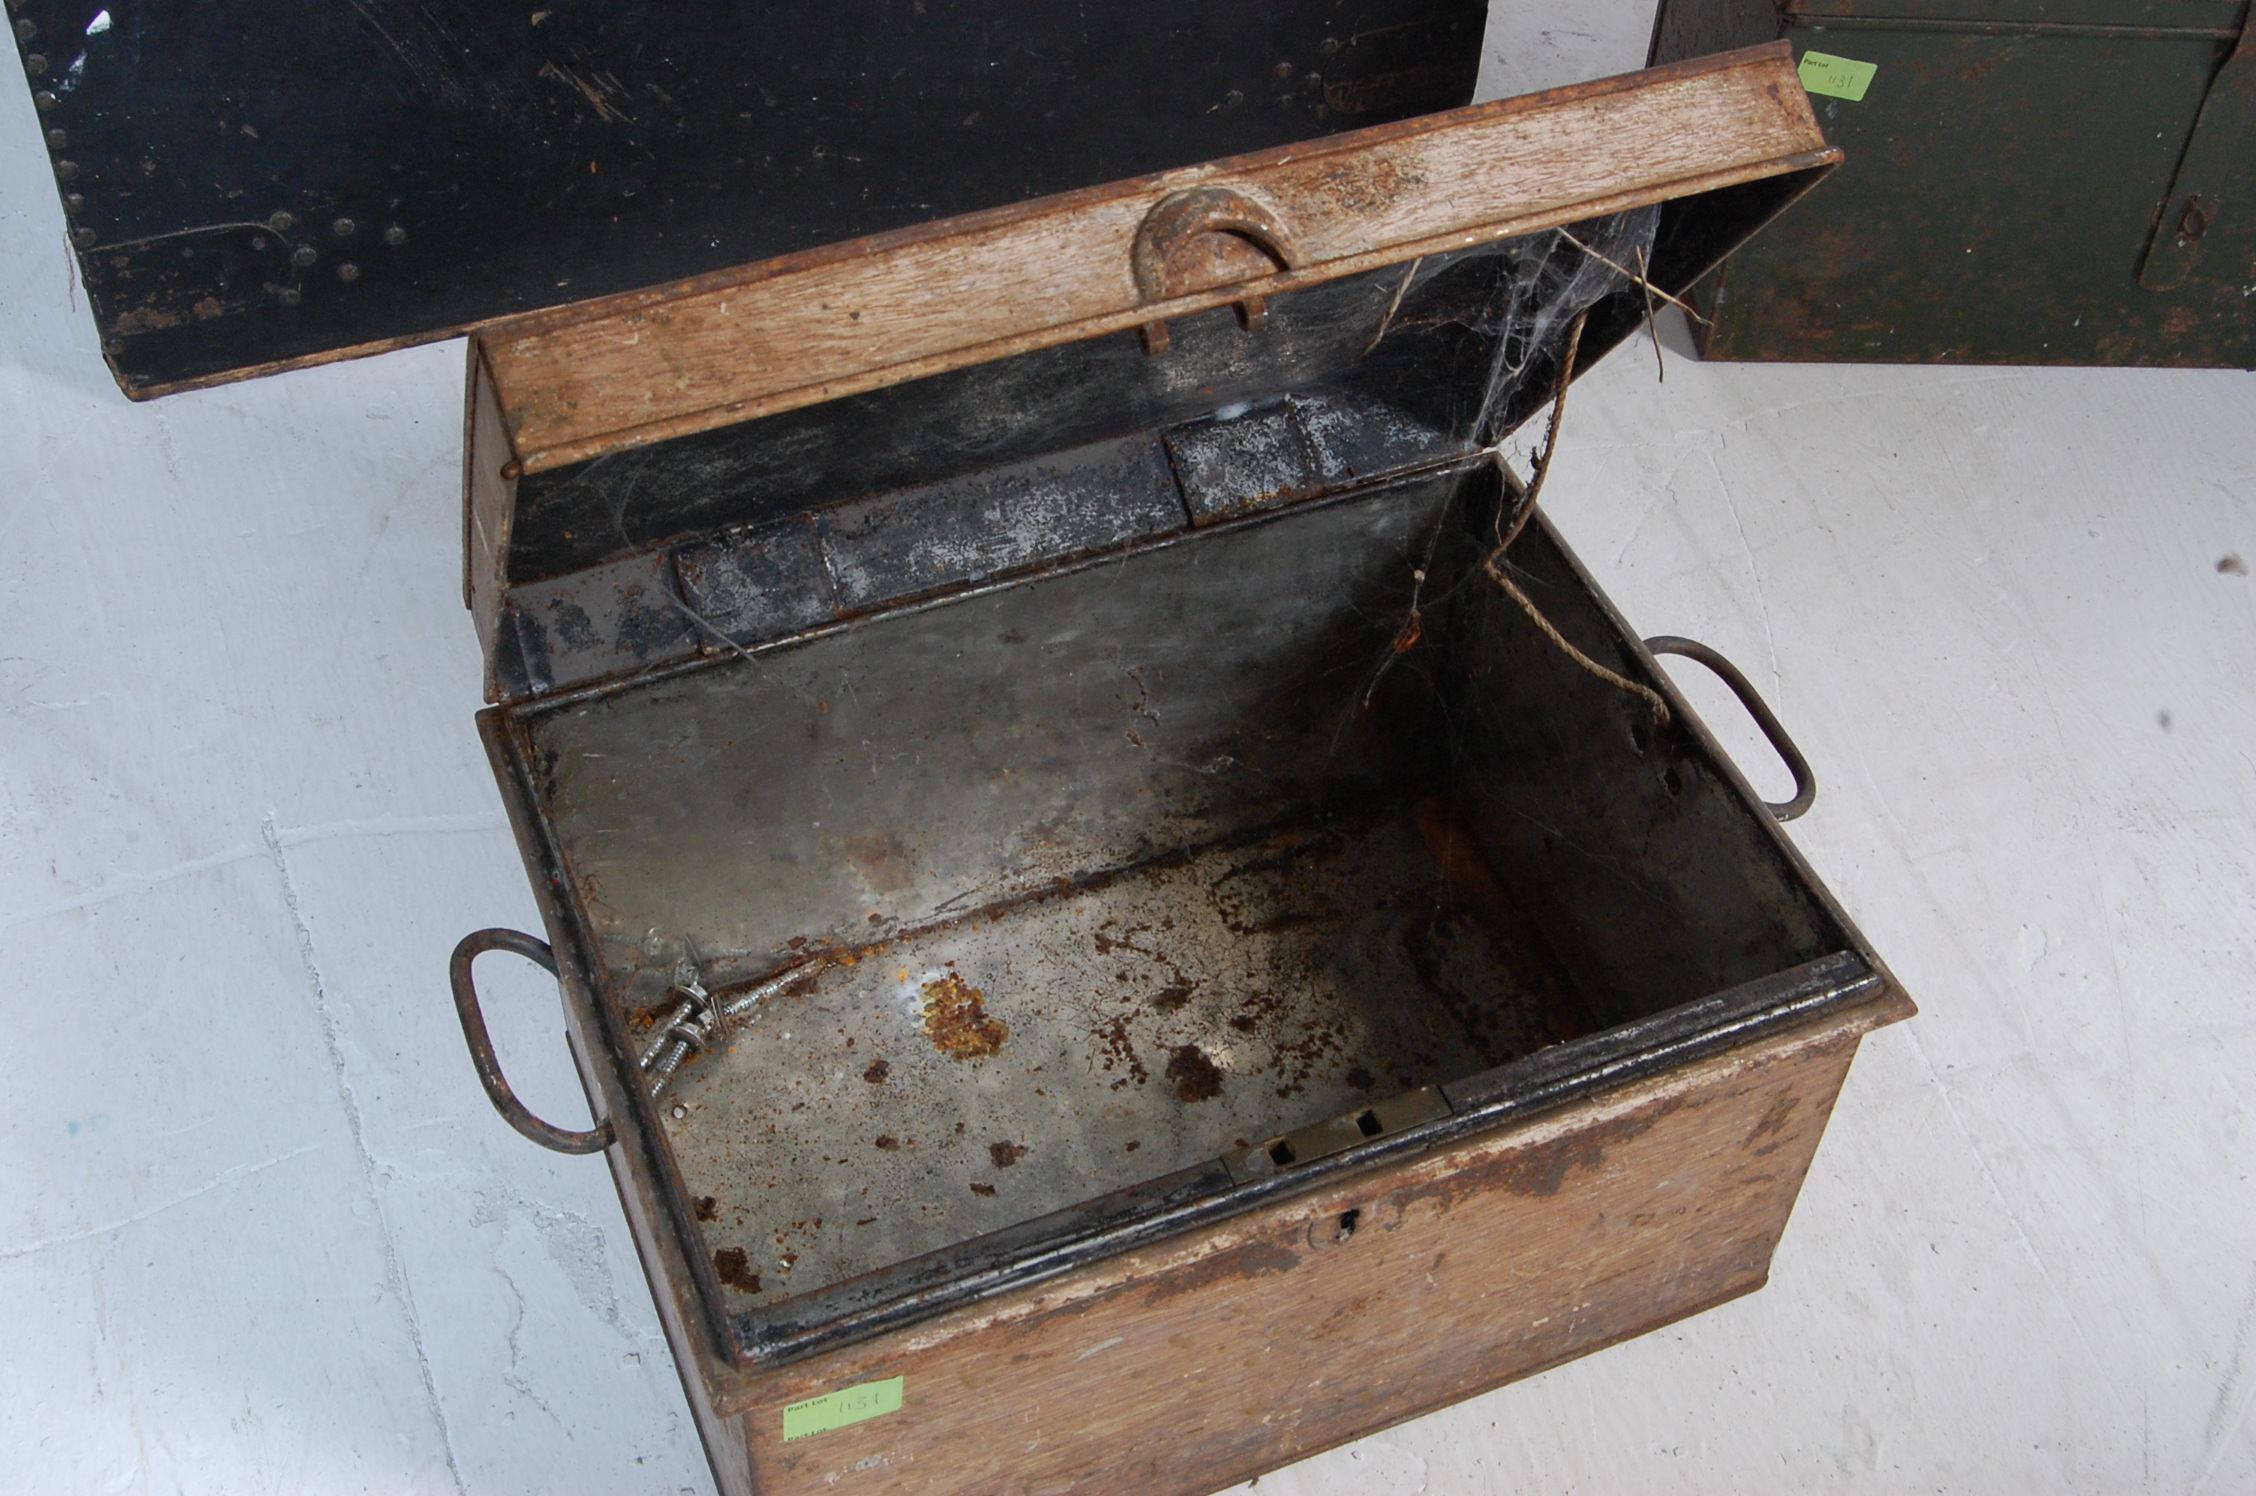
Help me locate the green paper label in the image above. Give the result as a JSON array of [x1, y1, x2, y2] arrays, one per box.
[[1798, 51, 1877, 102], [782, 1377, 904, 1442]]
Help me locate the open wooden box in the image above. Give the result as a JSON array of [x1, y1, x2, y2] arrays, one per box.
[[430, 45, 1913, 1496], [12, 13, 1915, 1488]]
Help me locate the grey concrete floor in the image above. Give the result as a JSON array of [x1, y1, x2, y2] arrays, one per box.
[[6, 18, 2256, 1496]]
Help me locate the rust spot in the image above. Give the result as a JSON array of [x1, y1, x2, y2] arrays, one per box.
[[1091, 918, 1155, 956], [1227, 987, 1283, 1035], [862, 1058, 891, 1084], [1345, 1065, 1376, 1090], [1146, 223, 1288, 299], [1151, 981, 1196, 1013], [843, 830, 916, 894], [110, 304, 185, 334], [1165, 1044, 1223, 1102], [1095, 1013, 1148, 1089], [713, 1248, 762, 1294], [969, 1182, 997, 1197], [874, 1134, 900, 1151], [989, 1141, 1028, 1169], [1267, 1017, 1345, 1099], [1125, 1140, 1141, 1152], [694, 1195, 719, 1222], [921, 972, 1008, 1059]]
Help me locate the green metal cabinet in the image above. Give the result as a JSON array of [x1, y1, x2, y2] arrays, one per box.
[[1653, 0, 2255, 366]]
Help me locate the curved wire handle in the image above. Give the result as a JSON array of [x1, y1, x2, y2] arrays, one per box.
[[1643, 636, 1817, 822], [450, 928, 615, 1155]]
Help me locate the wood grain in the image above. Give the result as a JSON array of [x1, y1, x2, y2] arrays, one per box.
[[474, 44, 1832, 477], [702, 991, 1906, 1496]]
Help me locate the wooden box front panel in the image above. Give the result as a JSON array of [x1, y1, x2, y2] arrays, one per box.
[[725, 999, 1896, 1496]]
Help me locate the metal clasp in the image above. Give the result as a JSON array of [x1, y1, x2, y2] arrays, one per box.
[[1131, 186, 1299, 355]]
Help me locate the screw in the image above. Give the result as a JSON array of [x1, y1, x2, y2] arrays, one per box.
[[73, 227, 95, 247], [332, 216, 355, 238], [671, 1104, 688, 1120], [63, 191, 83, 212], [250, 234, 266, 250], [55, 158, 77, 182], [1320, 36, 1340, 55], [382, 223, 406, 246], [335, 261, 359, 282], [1273, 60, 1292, 79], [267, 209, 294, 231], [25, 52, 46, 75], [291, 244, 317, 267], [15, 18, 36, 40], [46, 128, 67, 148], [277, 286, 302, 306], [35, 90, 57, 111]]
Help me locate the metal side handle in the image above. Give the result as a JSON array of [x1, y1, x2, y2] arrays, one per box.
[[450, 928, 615, 1155], [1643, 636, 1816, 822]]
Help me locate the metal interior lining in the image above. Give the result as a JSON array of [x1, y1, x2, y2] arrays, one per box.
[[499, 461, 1853, 1341], [521, 474, 1466, 1005], [466, 182, 1885, 1362]]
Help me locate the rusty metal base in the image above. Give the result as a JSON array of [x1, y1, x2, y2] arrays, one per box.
[[659, 798, 1558, 1307]]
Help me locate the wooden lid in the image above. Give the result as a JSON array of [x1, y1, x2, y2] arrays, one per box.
[[475, 45, 1836, 478], [460, 45, 1839, 700]]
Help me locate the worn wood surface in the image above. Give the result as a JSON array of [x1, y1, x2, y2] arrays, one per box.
[[473, 44, 1830, 476], [709, 993, 1905, 1496]]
